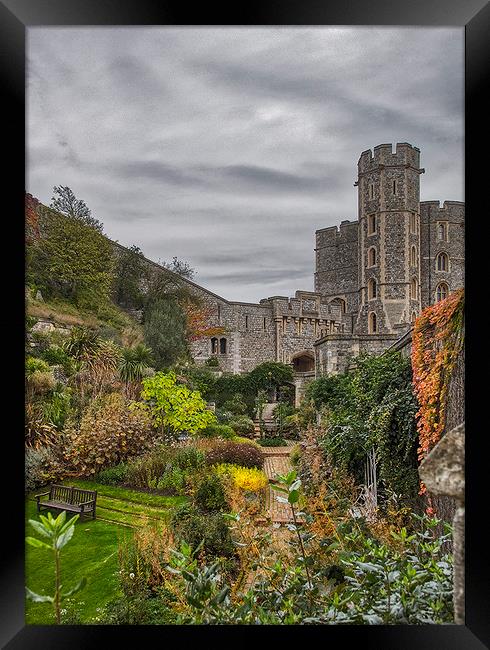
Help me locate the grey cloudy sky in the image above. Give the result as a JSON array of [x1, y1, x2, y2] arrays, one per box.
[[27, 27, 464, 303]]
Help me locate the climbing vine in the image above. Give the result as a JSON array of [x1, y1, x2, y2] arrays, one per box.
[[307, 352, 420, 506], [411, 288, 464, 470]]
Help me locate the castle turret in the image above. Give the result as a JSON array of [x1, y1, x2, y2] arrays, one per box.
[[354, 142, 425, 335]]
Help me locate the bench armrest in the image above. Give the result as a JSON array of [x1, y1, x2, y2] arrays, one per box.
[[78, 499, 96, 506], [35, 492, 50, 501]]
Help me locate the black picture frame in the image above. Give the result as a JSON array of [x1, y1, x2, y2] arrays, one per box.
[[1, 0, 488, 647]]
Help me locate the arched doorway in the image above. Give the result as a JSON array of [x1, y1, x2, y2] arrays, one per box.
[[292, 351, 315, 373]]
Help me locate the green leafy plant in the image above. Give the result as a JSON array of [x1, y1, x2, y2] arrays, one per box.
[[26, 511, 87, 624], [193, 472, 229, 512], [199, 423, 235, 439], [137, 371, 217, 440]]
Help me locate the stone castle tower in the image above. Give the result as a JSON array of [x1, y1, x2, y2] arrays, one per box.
[[355, 142, 424, 335]]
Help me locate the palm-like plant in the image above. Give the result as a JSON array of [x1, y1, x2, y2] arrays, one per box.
[[119, 343, 154, 398], [62, 325, 100, 361]]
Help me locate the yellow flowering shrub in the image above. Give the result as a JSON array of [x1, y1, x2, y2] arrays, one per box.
[[215, 463, 268, 492]]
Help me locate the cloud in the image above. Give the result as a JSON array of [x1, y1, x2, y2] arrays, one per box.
[[27, 27, 463, 303]]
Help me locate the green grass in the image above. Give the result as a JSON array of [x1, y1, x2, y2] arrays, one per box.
[[25, 482, 187, 624]]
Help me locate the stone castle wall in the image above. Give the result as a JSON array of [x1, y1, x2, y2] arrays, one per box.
[[420, 201, 465, 309]]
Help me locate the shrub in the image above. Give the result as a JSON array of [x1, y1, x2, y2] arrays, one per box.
[[25, 356, 50, 376], [232, 436, 261, 448], [215, 464, 268, 492], [172, 446, 205, 471], [125, 446, 176, 489], [94, 463, 129, 486], [290, 444, 302, 467], [153, 467, 188, 495], [199, 423, 235, 439], [205, 441, 264, 469], [228, 415, 255, 438], [193, 472, 229, 512], [64, 393, 155, 476], [27, 370, 56, 396], [258, 437, 286, 447], [205, 356, 219, 368], [101, 593, 178, 625], [25, 447, 51, 493], [170, 504, 235, 558], [41, 345, 75, 375]]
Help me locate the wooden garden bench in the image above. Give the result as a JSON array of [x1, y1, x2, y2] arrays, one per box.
[[35, 485, 97, 520]]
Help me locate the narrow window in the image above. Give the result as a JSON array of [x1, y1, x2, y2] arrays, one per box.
[[410, 213, 416, 233], [410, 278, 418, 300], [369, 312, 377, 333], [369, 183, 374, 199], [217, 304, 221, 323], [211, 337, 218, 355], [436, 283, 449, 302], [436, 252, 448, 272], [411, 311, 417, 324], [245, 315, 249, 330], [437, 222, 448, 241], [393, 179, 397, 195], [410, 246, 417, 267], [368, 214, 376, 235], [368, 247, 376, 267], [263, 317, 266, 331], [219, 338, 227, 354], [368, 278, 377, 300]]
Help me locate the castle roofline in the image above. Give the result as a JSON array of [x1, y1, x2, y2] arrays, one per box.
[[420, 200, 465, 208], [316, 220, 358, 234]]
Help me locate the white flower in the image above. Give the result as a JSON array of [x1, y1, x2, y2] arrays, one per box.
[[129, 573, 135, 579]]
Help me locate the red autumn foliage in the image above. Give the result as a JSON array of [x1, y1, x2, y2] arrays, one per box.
[[411, 288, 464, 493], [184, 301, 226, 342]]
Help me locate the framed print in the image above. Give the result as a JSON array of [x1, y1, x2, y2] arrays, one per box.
[[1, 0, 488, 647]]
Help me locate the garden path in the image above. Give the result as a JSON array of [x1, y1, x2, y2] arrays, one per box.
[[262, 443, 297, 524]]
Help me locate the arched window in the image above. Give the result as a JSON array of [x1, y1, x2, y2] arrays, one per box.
[[410, 245, 417, 267], [411, 311, 417, 324], [368, 312, 377, 334], [368, 278, 377, 300], [368, 247, 376, 267], [330, 297, 346, 314], [436, 283, 449, 303], [436, 252, 448, 271], [219, 338, 227, 354], [210, 337, 218, 354], [437, 222, 448, 241], [410, 278, 418, 300]]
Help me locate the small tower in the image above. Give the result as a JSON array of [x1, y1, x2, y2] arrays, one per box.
[[354, 143, 425, 334]]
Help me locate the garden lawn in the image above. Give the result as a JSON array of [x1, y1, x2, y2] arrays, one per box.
[[25, 483, 187, 624]]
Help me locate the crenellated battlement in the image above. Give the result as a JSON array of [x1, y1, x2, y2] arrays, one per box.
[[315, 220, 358, 249], [358, 142, 421, 173], [420, 200, 465, 219]]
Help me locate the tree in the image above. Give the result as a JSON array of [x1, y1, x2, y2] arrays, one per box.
[[27, 207, 115, 307], [50, 185, 103, 232], [113, 245, 147, 309], [138, 371, 216, 439], [161, 256, 195, 280], [143, 297, 189, 369]]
